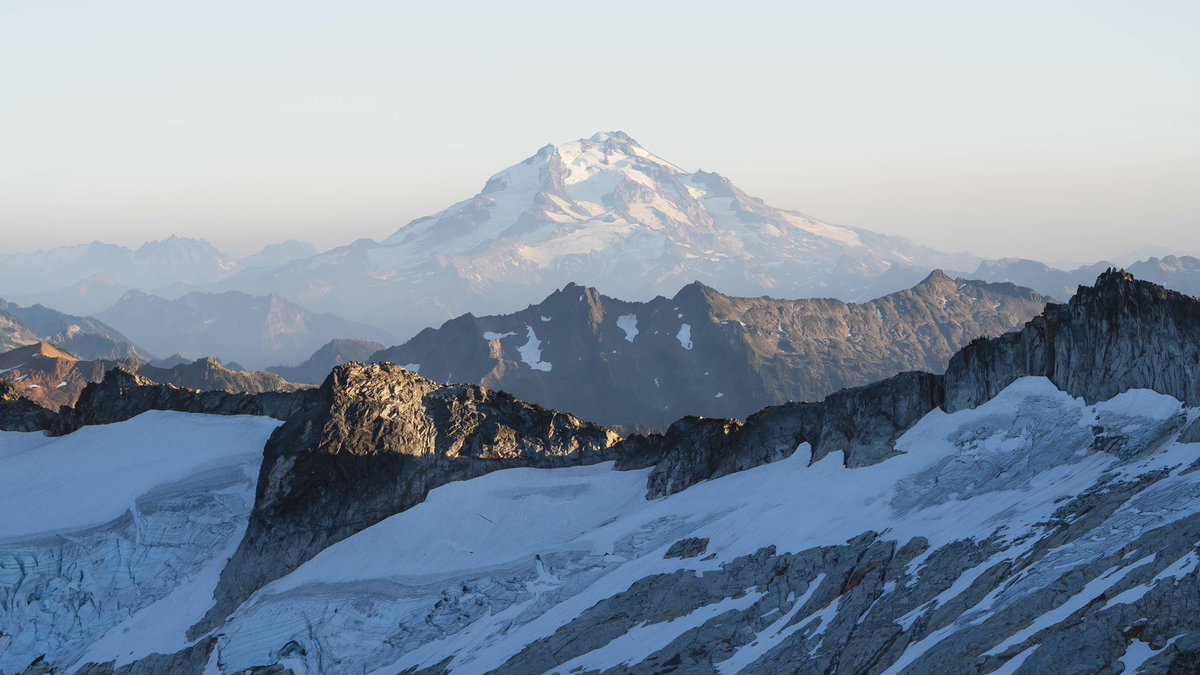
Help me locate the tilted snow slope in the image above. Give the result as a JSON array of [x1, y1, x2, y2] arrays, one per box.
[[227, 132, 975, 336], [181, 378, 1200, 673], [0, 412, 281, 673]]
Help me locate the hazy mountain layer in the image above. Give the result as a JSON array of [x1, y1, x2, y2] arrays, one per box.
[[95, 290, 395, 370], [0, 297, 151, 361], [265, 338, 385, 384], [964, 254, 1200, 300]]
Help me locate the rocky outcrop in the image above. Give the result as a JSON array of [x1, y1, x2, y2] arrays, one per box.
[[52, 368, 311, 434], [73, 639, 217, 675], [0, 380, 58, 432], [617, 371, 944, 497], [373, 272, 1047, 429], [945, 269, 1200, 411], [192, 362, 620, 636]]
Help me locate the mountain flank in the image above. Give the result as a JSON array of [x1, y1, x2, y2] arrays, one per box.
[[0, 297, 149, 360], [372, 271, 1051, 428], [266, 338, 385, 384]]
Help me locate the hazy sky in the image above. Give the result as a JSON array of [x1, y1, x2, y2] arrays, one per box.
[[2, 0, 1197, 262]]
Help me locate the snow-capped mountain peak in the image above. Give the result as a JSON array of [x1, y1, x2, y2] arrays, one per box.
[[237, 133, 977, 336], [381, 131, 878, 263]]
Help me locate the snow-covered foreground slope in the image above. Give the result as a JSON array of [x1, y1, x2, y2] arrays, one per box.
[[177, 378, 1200, 673], [0, 412, 281, 673]]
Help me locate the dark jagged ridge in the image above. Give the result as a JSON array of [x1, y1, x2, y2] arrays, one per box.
[[24, 368, 312, 435], [616, 371, 944, 497], [192, 362, 620, 636], [0, 367, 305, 434], [945, 269, 1200, 411], [372, 272, 1049, 429], [618, 270, 1200, 498], [0, 380, 59, 432]]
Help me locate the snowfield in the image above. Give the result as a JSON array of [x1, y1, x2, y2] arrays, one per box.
[[0, 412, 281, 672], [4, 378, 1200, 672]]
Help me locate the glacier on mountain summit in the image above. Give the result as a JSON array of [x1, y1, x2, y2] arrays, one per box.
[[223, 132, 977, 337]]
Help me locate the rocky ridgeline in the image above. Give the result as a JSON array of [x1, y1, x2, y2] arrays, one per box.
[[945, 268, 1200, 411], [0, 380, 58, 432], [618, 270, 1200, 498], [192, 362, 621, 635], [617, 371, 944, 497], [55, 368, 311, 434], [0, 367, 312, 435], [372, 271, 1049, 429]]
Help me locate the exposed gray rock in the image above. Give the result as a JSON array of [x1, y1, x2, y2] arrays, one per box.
[[372, 272, 1045, 429], [616, 371, 944, 497], [52, 368, 312, 435], [0, 380, 58, 432], [1180, 416, 1200, 444], [665, 537, 710, 560], [945, 269, 1200, 411], [73, 638, 216, 675], [191, 362, 620, 637]]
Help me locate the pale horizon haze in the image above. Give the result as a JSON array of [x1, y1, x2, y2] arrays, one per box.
[[2, 0, 1198, 263]]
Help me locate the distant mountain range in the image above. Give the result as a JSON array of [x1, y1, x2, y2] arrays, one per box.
[[1, 133, 1196, 343], [370, 271, 1051, 428], [969, 255, 1200, 299], [1, 237, 319, 315], [266, 338, 385, 384], [0, 298, 150, 360], [0, 341, 300, 411], [94, 290, 396, 370]]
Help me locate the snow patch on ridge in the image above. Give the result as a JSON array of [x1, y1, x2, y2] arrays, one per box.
[[518, 325, 552, 371], [677, 323, 693, 349], [616, 314, 638, 342]]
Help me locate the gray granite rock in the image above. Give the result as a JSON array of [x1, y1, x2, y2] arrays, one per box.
[[190, 362, 620, 637], [945, 269, 1200, 412]]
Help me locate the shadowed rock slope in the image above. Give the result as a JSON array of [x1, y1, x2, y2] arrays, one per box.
[[0, 365, 311, 434], [373, 271, 1049, 429], [945, 268, 1200, 411], [192, 362, 621, 635], [53, 368, 311, 434], [0, 379, 58, 432], [616, 269, 1200, 499]]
